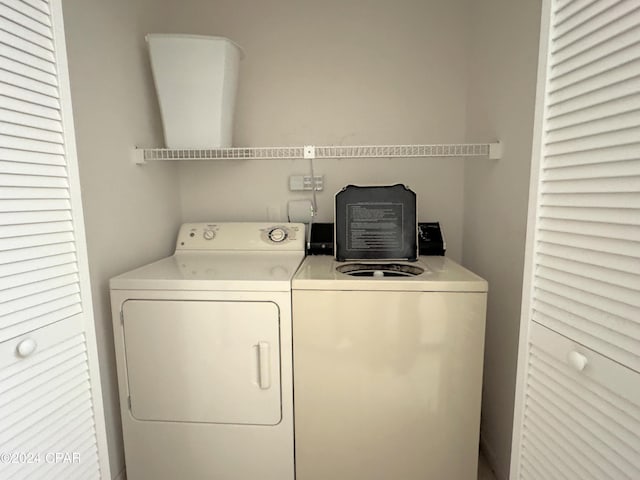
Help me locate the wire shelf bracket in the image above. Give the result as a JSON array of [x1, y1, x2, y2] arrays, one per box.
[[132, 142, 502, 165]]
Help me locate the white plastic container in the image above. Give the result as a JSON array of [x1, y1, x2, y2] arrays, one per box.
[[146, 34, 243, 148]]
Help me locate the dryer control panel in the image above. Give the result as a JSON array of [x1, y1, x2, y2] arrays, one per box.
[[175, 222, 305, 252]]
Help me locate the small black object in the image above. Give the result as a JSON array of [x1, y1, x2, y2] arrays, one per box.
[[308, 223, 334, 255], [418, 222, 445, 256], [335, 184, 417, 261]]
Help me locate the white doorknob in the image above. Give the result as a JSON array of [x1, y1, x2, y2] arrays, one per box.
[[16, 338, 37, 358], [567, 350, 588, 372]]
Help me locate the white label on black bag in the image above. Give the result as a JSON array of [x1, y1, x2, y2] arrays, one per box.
[[346, 203, 404, 251]]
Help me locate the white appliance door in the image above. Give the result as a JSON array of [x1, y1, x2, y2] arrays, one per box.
[[122, 300, 281, 425]]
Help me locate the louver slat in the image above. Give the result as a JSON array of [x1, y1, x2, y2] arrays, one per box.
[[0, 12, 52, 53], [542, 158, 640, 179], [0, 54, 57, 87], [0, 159, 68, 177], [539, 204, 639, 225], [0, 283, 80, 316], [554, 0, 598, 24], [0, 210, 71, 225], [545, 110, 640, 145], [0, 292, 82, 329], [552, 6, 640, 67], [0, 219, 74, 239], [0, 121, 64, 144], [537, 239, 640, 275], [16, 0, 49, 16], [0, 29, 54, 64], [0, 172, 68, 187], [0, 0, 51, 27], [536, 263, 638, 308], [0, 187, 68, 201], [0, 83, 59, 110], [3, 409, 93, 479], [0, 69, 58, 99], [0, 133, 64, 154], [0, 97, 60, 124], [537, 228, 639, 256], [549, 46, 640, 96], [0, 239, 74, 264], [523, 426, 600, 480], [0, 230, 74, 251], [546, 94, 640, 132], [0, 109, 62, 134], [539, 191, 639, 209], [544, 127, 640, 156], [0, 3, 51, 39], [552, 1, 639, 51], [535, 287, 640, 342], [546, 76, 639, 119], [534, 273, 637, 324], [0, 250, 77, 280], [1, 273, 79, 303], [0, 303, 81, 352], [538, 217, 640, 241]]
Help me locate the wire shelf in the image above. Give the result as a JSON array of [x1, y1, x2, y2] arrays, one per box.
[[133, 143, 501, 164]]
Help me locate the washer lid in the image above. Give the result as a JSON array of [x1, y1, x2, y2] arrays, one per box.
[[335, 184, 417, 261], [293, 255, 488, 292]]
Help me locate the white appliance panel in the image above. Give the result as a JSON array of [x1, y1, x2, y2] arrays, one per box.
[[292, 255, 487, 291], [293, 289, 487, 480], [175, 222, 305, 251], [123, 299, 281, 425], [292, 255, 487, 480], [111, 252, 304, 292]]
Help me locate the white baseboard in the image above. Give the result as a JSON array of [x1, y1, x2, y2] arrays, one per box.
[[480, 434, 508, 480], [113, 467, 126, 480]]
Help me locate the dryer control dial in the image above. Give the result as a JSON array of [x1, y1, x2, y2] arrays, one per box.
[[268, 227, 288, 243], [203, 229, 216, 240]]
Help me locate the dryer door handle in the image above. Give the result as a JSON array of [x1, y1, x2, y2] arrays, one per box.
[[258, 341, 271, 389]]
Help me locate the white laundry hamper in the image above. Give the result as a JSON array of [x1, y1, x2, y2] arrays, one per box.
[[146, 34, 243, 148]]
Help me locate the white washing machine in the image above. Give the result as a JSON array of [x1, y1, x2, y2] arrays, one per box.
[[292, 255, 488, 480], [110, 222, 305, 480]]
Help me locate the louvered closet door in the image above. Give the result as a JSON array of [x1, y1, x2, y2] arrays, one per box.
[[536, 0, 640, 372], [0, 0, 80, 343], [514, 0, 640, 479], [0, 0, 109, 479]]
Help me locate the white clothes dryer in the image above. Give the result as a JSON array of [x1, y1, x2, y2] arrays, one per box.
[[110, 223, 305, 480], [292, 255, 488, 480]]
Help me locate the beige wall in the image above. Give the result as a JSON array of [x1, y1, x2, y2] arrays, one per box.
[[168, 0, 470, 261], [62, 0, 181, 477], [463, 1, 541, 478]]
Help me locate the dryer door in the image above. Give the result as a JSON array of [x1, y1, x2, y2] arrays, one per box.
[[122, 300, 281, 425]]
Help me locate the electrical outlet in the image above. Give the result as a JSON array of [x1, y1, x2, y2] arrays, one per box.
[[303, 175, 324, 191], [289, 175, 324, 191]]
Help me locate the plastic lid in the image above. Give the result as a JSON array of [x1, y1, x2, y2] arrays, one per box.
[[335, 184, 417, 261], [145, 33, 245, 59]]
